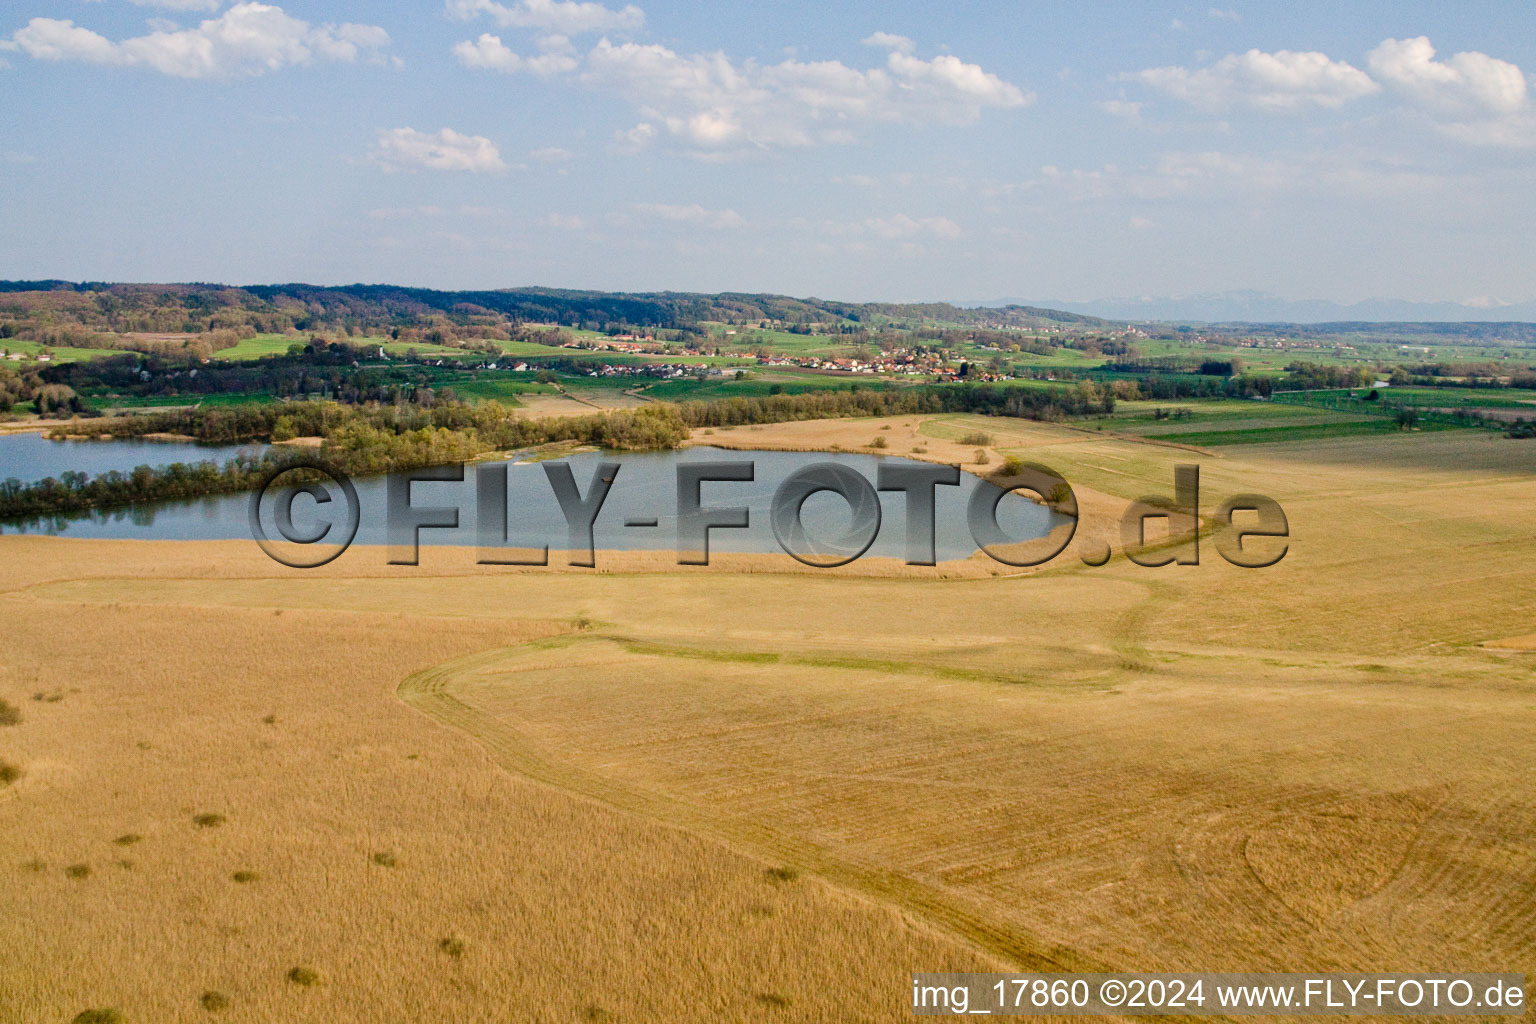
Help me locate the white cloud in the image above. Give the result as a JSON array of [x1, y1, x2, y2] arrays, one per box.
[[529, 145, 573, 161], [446, 0, 643, 35], [862, 32, 914, 55], [128, 0, 224, 10], [1014, 148, 1454, 206], [1130, 48, 1379, 111], [631, 202, 744, 229], [368, 204, 513, 218], [457, 33, 1029, 155], [10, 20, 120, 64], [1123, 35, 1534, 146], [1207, 8, 1240, 22], [1097, 98, 1143, 119], [575, 38, 1030, 153], [1366, 37, 1533, 148], [1437, 116, 1536, 148], [1366, 37, 1527, 114], [8, 3, 389, 78], [792, 213, 963, 240], [452, 32, 576, 74], [611, 121, 657, 151], [85, 0, 224, 9], [371, 127, 507, 172], [864, 214, 961, 239]]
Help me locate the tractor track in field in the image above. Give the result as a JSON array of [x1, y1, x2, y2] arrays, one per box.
[[397, 642, 1120, 979]]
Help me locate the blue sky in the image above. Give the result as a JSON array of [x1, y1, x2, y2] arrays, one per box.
[[2, 1, 1534, 305]]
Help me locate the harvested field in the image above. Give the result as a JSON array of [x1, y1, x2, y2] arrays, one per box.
[[2, 413, 1534, 1021]]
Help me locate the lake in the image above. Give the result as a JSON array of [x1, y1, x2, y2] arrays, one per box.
[[0, 431, 269, 485], [0, 434, 1068, 561]]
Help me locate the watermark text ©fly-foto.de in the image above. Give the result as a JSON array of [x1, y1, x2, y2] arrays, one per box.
[[249, 458, 1289, 570]]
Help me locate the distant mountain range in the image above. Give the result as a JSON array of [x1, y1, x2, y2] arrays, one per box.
[[974, 290, 1536, 324]]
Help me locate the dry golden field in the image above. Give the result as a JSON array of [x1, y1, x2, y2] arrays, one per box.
[[2, 413, 1534, 1022]]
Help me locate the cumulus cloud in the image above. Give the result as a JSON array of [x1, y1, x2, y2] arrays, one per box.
[[1366, 38, 1534, 148], [453, 32, 577, 74], [1129, 48, 1379, 111], [578, 37, 1027, 153], [371, 127, 506, 172], [446, 0, 643, 35], [862, 32, 914, 55], [1124, 35, 1534, 145], [1366, 37, 1527, 114], [456, 32, 1029, 154], [631, 203, 744, 229], [8, 3, 389, 77]]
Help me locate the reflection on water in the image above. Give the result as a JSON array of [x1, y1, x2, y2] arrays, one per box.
[[0, 431, 267, 485], [0, 441, 1070, 561]]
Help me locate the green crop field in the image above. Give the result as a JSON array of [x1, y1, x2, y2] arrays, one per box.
[[2, 339, 125, 364], [210, 334, 303, 361]]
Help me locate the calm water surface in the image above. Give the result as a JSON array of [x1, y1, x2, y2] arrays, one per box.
[[0, 435, 1068, 560]]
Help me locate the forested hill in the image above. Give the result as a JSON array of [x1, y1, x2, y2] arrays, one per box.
[[0, 281, 1105, 333]]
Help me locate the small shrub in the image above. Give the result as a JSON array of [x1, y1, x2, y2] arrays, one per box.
[[21, 859, 47, 873], [113, 834, 142, 847], [757, 992, 793, 1008], [581, 1008, 612, 1022], [287, 967, 321, 987], [192, 814, 225, 829], [960, 431, 993, 445], [72, 1011, 124, 1024], [974, 449, 989, 465], [231, 871, 260, 884], [997, 455, 1025, 477], [438, 936, 467, 959], [764, 865, 800, 883], [372, 851, 397, 868], [0, 761, 20, 787], [66, 863, 91, 879], [261, 714, 277, 726], [880, 424, 891, 430], [0, 698, 20, 726], [910, 445, 928, 454], [870, 436, 888, 449], [200, 991, 230, 1013]]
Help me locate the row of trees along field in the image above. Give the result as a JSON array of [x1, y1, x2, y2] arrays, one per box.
[[3, 381, 1116, 521]]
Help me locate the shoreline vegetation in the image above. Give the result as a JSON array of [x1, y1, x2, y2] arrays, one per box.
[[1, 384, 1112, 523]]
